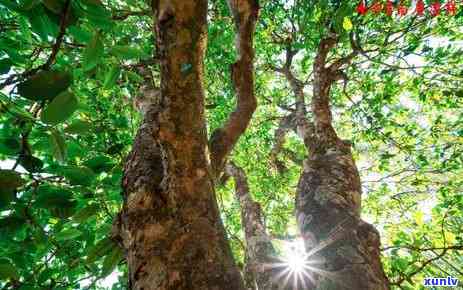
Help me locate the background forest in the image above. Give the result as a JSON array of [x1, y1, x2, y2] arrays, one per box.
[[0, 0, 462, 289]]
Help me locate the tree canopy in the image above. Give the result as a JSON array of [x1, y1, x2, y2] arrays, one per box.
[[0, 0, 462, 289]]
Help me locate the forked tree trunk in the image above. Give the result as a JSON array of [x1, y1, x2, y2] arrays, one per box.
[[271, 35, 390, 289], [113, 0, 259, 288], [294, 36, 390, 290], [113, 1, 246, 289]]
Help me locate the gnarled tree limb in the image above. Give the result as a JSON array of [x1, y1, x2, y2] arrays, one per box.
[[312, 34, 339, 131], [269, 113, 296, 173], [269, 45, 314, 168], [209, 0, 259, 177], [226, 162, 286, 290]]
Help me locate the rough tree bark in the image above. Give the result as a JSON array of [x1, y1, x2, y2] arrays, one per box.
[[209, 0, 259, 176], [225, 162, 282, 290], [273, 35, 390, 289], [297, 35, 389, 290], [113, 1, 259, 289]]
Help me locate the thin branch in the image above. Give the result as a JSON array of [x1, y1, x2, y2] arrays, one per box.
[[382, 244, 463, 252], [311, 34, 339, 131], [225, 162, 282, 290], [390, 249, 450, 286], [209, 0, 259, 176], [269, 43, 314, 150], [44, 0, 71, 69], [269, 113, 296, 173], [0, 0, 71, 89], [112, 9, 151, 20]]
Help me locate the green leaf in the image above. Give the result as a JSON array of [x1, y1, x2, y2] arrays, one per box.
[[110, 46, 146, 60], [61, 166, 95, 186], [0, 59, 12, 75], [125, 71, 144, 83], [80, 0, 103, 5], [55, 228, 82, 241], [67, 26, 92, 43], [19, 0, 40, 11], [76, 0, 112, 29], [37, 268, 53, 284], [18, 285, 44, 290], [106, 143, 124, 155], [0, 216, 26, 236], [72, 203, 99, 223], [19, 155, 44, 173], [83, 155, 114, 173], [103, 65, 121, 89], [0, 258, 19, 280], [64, 120, 93, 134], [101, 245, 123, 277], [40, 91, 79, 125], [35, 185, 73, 207], [0, 137, 20, 155], [0, 93, 34, 120], [42, 0, 64, 14], [86, 237, 114, 264], [17, 70, 72, 101], [0, 0, 20, 11], [82, 32, 104, 71], [49, 129, 67, 163], [35, 184, 76, 218], [25, 5, 58, 41], [0, 170, 24, 206]]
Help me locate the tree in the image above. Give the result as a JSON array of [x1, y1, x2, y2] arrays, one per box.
[[0, 0, 462, 289], [112, 0, 259, 288], [271, 34, 390, 288]]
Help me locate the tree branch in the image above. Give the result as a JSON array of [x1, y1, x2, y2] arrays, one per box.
[[112, 9, 151, 20], [311, 34, 338, 130], [225, 162, 281, 290], [269, 113, 296, 173], [209, 0, 259, 176], [44, 0, 71, 69], [327, 33, 359, 73], [0, 0, 71, 89], [270, 44, 314, 147], [390, 249, 450, 287]]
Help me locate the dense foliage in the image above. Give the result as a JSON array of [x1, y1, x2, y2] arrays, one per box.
[[0, 0, 461, 289]]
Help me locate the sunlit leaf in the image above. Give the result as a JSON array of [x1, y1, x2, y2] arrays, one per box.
[[49, 129, 67, 163], [17, 70, 72, 101], [41, 91, 79, 125], [82, 31, 104, 71]]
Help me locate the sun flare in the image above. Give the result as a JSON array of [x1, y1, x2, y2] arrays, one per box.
[[282, 239, 308, 274], [269, 238, 330, 289]]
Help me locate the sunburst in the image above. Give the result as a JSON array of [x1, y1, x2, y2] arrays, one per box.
[[267, 239, 321, 289], [269, 218, 351, 289]]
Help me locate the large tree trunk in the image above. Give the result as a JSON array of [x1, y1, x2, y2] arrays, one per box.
[[294, 36, 390, 290], [271, 35, 389, 289], [113, 1, 246, 289]]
